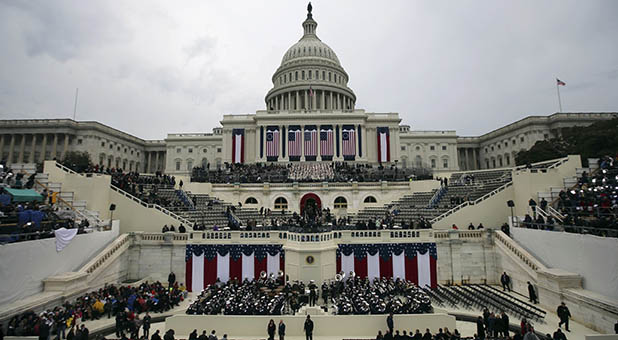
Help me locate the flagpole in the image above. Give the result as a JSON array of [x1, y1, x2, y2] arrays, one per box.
[[556, 82, 563, 113], [73, 88, 79, 120]]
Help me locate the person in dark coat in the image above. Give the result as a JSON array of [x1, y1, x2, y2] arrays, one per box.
[[189, 330, 198, 340], [168, 272, 176, 288], [304, 315, 314, 340], [151, 330, 162, 340], [278, 320, 286, 340], [267, 320, 276, 340], [527, 281, 538, 304], [476, 316, 486, 340], [143, 312, 151, 338], [557, 302, 571, 332], [500, 272, 511, 292], [422, 329, 432, 340], [387, 313, 394, 333], [198, 331, 207, 340], [553, 328, 567, 340], [501, 311, 510, 338]]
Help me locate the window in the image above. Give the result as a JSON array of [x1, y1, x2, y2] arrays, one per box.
[[401, 146, 406, 151], [322, 71, 325, 79], [364, 196, 377, 203], [101, 142, 105, 147], [203, 148, 208, 153], [77, 139, 83, 145], [416, 146, 420, 151], [442, 145, 447, 151], [188, 148, 193, 153], [308, 70, 312, 79], [544, 133, 549, 139], [513, 139, 516, 145], [430, 145, 435, 151], [131, 150, 133, 155], [506, 155, 510, 165], [177, 148, 181, 153], [124, 148, 127, 153], [274, 197, 288, 210], [520, 137, 524, 142], [117, 146, 120, 151], [504, 141, 508, 147], [443, 159, 449, 168], [137, 152, 140, 157], [284, 74, 287, 83], [302, 71, 305, 79], [217, 148, 221, 153], [295, 72, 298, 80], [329, 72, 331, 81], [175, 161, 181, 171], [491, 146, 494, 151], [431, 159, 436, 168], [187, 160, 193, 171], [245, 197, 258, 204], [334, 197, 348, 209], [109, 144, 113, 149]]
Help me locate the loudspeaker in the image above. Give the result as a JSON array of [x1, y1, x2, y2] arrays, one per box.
[[506, 200, 515, 207], [109, 204, 116, 211]]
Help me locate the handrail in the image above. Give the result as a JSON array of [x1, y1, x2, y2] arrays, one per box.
[[546, 206, 564, 223], [494, 230, 546, 273], [430, 181, 513, 223], [78, 233, 132, 276], [33, 178, 99, 223], [110, 185, 193, 226]]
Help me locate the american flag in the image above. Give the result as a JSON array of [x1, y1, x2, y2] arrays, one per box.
[[266, 129, 279, 158], [320, 128, 334, 156], [304, 129, 318, 156], [556, 78, 566, 86], [288, 129, 302, 157], [342, 128, 356, 156]]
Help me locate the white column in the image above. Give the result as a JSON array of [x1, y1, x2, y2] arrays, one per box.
[[62, 134, 69, 160], [295, 91, 299, 110], [147, 152, 152, 173], [40, 134, 47, 162], [304, 90, 308, 110], [18, 134, 26, 163], [52, 133, 58, 160], [7, 135, 15, 164], [154, 151, 159, 172], [0, 135, 4, 161], [29, 134, 36, 163], [275, 96, 279, 110]]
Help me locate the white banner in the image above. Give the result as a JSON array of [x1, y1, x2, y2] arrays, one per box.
[[192, 254, 204, 292], [418, 251, 431, 289], [341, 253, 354, 277], [242, 253, 254, 281], [392, 253, 405, 280], [54, 228, 78, 252], [379, 132, 388, 162], [216, 253, 230, 283], [266, 253, 280, 277], [367, 253, 380, 281]]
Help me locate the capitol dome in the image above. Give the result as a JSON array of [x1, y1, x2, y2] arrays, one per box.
[[265, 3, 356, 112]]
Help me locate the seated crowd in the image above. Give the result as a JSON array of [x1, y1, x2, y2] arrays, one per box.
[[191, 162, 422, 184], [520, 155, 618, 237], [3, 281, 185, 338], [186, 276, 296, 315], [331, 277, 432, 315]]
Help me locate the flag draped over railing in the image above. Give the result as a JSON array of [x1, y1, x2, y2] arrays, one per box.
[[232, 128, 244, 164], [304, 125, 318, 161], [185, 244, 285, 292], [336, 243, 437, 288], [377, 127, 390, 163], [320, 125, 334, 160], [288, 126, 302, 161]]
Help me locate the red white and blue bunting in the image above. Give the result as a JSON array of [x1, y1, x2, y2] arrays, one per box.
[[185, 244, 284, 292], [336, 243, 437, 288]]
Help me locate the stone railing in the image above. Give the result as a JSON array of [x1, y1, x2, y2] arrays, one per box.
[[430, 181, 513, 224], [79, 233, 132, 276], [494, 230, 546, 273], [433, 230, 485, 240], [110, 185, 193, 226]]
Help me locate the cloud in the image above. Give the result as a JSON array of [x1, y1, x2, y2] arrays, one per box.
[[0, 0, 616, 140]]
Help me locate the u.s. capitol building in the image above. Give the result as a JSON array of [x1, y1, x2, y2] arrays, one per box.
[[0, 5, 615, 175]]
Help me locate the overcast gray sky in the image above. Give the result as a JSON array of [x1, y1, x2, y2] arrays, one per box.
[[1, 0, 617, 140]]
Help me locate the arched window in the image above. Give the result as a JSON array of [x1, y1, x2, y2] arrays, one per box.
[[364, 196, 377, 203], [334, 196, 347, 209], [245, 197, 258, 204], [274, 197, 288, 210], [187, 159, 193, 171]]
